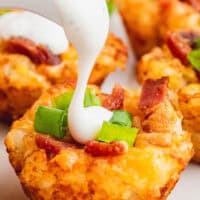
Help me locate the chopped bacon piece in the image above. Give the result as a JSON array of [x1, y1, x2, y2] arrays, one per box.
[[85, 141, 128, 156], [139, 77, 169, 110], [5, 37, 61, 65], [35, 134, 75, 155], [181, 0, 200, 12], [166, 32, 192, 64], [102, 85, 124, 110], [195, 70, 200, 80]]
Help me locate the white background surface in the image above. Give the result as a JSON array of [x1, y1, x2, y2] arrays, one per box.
[[0, 7, 199, 200]]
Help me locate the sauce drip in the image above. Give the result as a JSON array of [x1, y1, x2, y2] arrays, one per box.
[[0, 11, 68, 54], [54, 0, 112, 144]]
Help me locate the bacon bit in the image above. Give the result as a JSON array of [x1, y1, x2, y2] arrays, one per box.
[[85, 141, 128, 156], [101, 85, 124, 110], [35, 134, 75, 155], [166, 32, 192, 64], [139, 77, 169, 110], [5, 37, 61, 65], [195, 70, 200, 80], [181, 0, 200, 12]]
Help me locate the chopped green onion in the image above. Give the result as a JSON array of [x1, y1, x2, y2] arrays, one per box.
[[195, 37, 200, 49], [110, 110, 132, 127], [53, 89, 74, 110], [187, 49, 200, 72], [97, 121, 138, 147], [0, 10, 10, 16], [107, 0, 115, 16], [53, 88, 101, 110], [84, 88, 102, 107], [34, 106, 67, 139]]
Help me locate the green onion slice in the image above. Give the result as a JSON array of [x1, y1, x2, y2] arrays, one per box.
[[107, 0, 116, 16], [194, 37, 200, 49], [84, 88, 102, 107], [34, 106, 67, 139], [187, 49, 200, 72], [53, 89, 74, 110], [110, 110, 132, 127], [53, 88, 102, 110], [97, 121, 138, 147]]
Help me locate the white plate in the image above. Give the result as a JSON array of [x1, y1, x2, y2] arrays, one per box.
[[0, 10, 199, 200]]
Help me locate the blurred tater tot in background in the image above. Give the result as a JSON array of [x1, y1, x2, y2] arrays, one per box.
[[114, 0, 200, 57], [0, 33, 128, 121]]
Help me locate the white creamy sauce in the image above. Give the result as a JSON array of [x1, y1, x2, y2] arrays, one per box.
[[0, 11, 68, 54], [54, 0, 112, 144], [101, 10, 140, 93]]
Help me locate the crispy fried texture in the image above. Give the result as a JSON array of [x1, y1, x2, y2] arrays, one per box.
[[113, 0, 161, 57], [0, 33, 127, 121], [114, 0, 200, 56], [136, 46, 198, 91], [136, 44, 200, 161], [0, 54, 49, 121], [36, 33, 127, 85], [159, 0, 200, 40], [179, 84, 200, 162], [5, 81, 193, 200]]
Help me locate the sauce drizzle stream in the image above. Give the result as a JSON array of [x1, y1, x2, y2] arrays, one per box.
[[54, 0, 112, 144]]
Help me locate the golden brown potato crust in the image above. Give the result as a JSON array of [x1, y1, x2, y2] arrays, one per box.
[[116, 0, 200, 164], [136, 44, 200, 162], [114, 0, 161, 57], [136, 46, 198, 91], [5, 82, 193, 200], [0, 33, 127, 121], [179, 84, 200, 162], [0, 54, 49, 121], [159, 0, 200, 41], [37, 33, 128, 85], [114, 0, 200, 56]]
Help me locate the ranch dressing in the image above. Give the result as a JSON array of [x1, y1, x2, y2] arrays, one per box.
[[0, 11, 68, 54], [54, 0, 112, 144]]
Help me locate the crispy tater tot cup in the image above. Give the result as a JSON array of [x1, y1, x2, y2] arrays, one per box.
[[5, 79, 193, 200]]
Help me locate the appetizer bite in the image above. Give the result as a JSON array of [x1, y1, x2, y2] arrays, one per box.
[[113, 0, 161, 56], [113, 0, 200, 56], [0, 11, 128, 121], [5, 78, 193, 200], [136, 30, 200, 162], [179, 84, 200, 162], [136, 31, 200, 91]]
